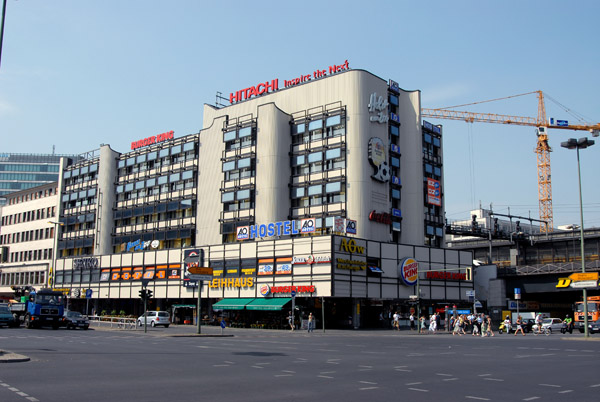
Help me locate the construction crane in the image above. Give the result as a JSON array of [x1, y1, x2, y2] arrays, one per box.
[[422, 90, 600, 233]]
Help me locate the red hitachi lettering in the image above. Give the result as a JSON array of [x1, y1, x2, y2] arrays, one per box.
[[229, 79, 279, 103]]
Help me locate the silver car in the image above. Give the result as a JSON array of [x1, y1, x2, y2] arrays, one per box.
[[137, 311, 170, 328], [541, 317, 563, 333]]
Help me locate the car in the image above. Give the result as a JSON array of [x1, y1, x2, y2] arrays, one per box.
[[578, 319, 600, 334], [541, 317, 563, 333], [137, 311, 170, 328], [63, 311, 90, 330], [0, 305, 20, 328]]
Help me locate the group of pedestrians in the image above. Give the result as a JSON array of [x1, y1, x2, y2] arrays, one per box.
[[452, 313, 495, 337]]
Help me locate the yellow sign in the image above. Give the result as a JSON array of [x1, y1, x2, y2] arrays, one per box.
[[569, 272, 599, 282], [340, 239, 365, 254], [208, 277, 254, 289]]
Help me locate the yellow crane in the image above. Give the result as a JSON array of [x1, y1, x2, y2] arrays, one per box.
[[422, 91, 600, 233]]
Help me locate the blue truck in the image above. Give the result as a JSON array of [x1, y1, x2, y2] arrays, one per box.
[[10, 288, 65, 329]]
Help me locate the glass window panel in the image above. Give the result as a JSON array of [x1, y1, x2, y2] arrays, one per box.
[[223, 161, 235, 172], [88, 188, 97, 197], [182, 170, 193, 180], [78, 190, 87, 199], [308, 184, 322, 196], [295, 123, 305, 134], [146, 178, 156, 187], [292, 155, 305, 166], [389, 94, 399, 106], [63, 171, 72, 179], [433, 137, 441, 147], [424, 133, 432, 144], [136, 154, 146, 163], [171, 145, 182, 155], [167, 201, 179, 211], [135, 181, 145, 190], [325, 148, 341, 160], [239, 127, 252, 138], [391, 157, 400, 168], [126, 157, 135, 166], [237, 158, 251, 168], [157, 176, 168, 185], [89, 164, 98, 172], [147, 151, 157, 161], [159, 148, 169, 158], [308, 152, 322, 163], [325, 182, 341, 193], [392, 189, 400, 199], [125, 183, 134, 192], [224, 131, 236, 142], [292, 187, 305, 198], [434, 167, 441, 177], [69, 192, 77, 200], [80, 165, 89, 175], [222, 192, 234, 202], [308, 120, 323, 131], [326, 115, 341, 127], [116, 185, 124, 194], [390, 125, 399, 136], [237, 189, 250, 200], [425, 164, 433, 174], [169, 173, 180, 182], [183, 142, 195, 152]]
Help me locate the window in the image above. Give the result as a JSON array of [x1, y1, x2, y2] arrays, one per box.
[[224, 126, 255, 150]]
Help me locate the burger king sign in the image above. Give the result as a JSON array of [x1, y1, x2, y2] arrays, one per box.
[[398, 258, 418, 286]]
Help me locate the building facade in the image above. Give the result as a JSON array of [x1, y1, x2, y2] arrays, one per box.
[[12, 65, 473, 327]]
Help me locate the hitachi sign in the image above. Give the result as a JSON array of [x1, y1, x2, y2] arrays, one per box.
[[229, 79, 279, 103]]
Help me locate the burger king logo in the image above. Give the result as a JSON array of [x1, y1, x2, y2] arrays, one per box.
[[399, 258, 418, 286], [259, 284, 271, 297]]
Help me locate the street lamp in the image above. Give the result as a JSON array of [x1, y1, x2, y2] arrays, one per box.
[[560, 137, 595, 338], [47, 221, 64, 289]]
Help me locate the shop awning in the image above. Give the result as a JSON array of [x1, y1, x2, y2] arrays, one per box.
[[246, 298, 292, 311], [212, 298, 255, 310]]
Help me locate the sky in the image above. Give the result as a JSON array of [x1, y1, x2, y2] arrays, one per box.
[[1, 0, 599, 229]]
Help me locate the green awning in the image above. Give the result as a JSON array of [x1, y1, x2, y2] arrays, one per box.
[[212, 298, 255, 310], [246, 298, 292, 311]]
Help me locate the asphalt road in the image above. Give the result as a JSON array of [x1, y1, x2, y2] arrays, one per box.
[[1, 325, 599, 402]]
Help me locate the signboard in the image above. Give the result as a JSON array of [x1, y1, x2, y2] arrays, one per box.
[[427, 178, 441, 206], [398, 258, 418, 286], [368, 137, 390, 182], [236, 218, 312, 241], [569, 272, 599, 281], [514, 287, 521, 300], [187, 266, 213, 281]]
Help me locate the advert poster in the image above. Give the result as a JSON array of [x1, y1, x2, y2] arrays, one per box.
[[427, 178, 441, 206]]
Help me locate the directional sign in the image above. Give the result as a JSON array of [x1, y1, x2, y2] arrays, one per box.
[[85, 289, 93, 299], [569, 280, 598, 289], [187, 266, 213, 281], [569, 272, 599, 282]]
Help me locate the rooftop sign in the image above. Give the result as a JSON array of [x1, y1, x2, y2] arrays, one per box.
[[131, 130, 174, 150], [229, 60, 350, 104]]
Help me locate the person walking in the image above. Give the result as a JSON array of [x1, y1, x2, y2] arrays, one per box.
[[393, 311, 400, 331], [503, 315, 512, 334], [409, 313, 415, 331], [514, 315, 525, 336], [307, 312, 314, 333], [486, 316, 495, 337], [420, 315, 426, 333], [288, 311, 294, 331]]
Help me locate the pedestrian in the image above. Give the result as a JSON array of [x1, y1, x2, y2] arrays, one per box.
[[420, 316, 426, 333], [429, 314, 437, 334], [307, 312, 314, 333], [503, 315, 512, 334], [435, 313, 441, 332], [393, 311, 400, 330], [514, 315, 525, 336], [410, 313, 415, 331], [481, 316, 488, 337], [487, 316, 495, 337], [452, 315, 462, 336], [379, 312, 385, 328], [288, 311, 294, 331]]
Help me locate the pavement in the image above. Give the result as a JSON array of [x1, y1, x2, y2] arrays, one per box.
[[0, 349, 30, 363]]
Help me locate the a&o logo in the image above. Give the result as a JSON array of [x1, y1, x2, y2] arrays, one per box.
[[237, 226, 249, 240], [301, 218, 316, 233]]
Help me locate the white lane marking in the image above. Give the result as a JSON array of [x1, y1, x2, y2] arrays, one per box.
[[394, 365, 408, 368], [320, 371, 336, 374], [359, 387, 379, 390], [539, 384, 561, 388], [522, 397, 540, 401], [478, 374, 492, 377], [17, 392, 29, 397], [436, 373, 453, 376], [195, 346, 210, 348], [443, 378, 458, 381], [360, 381, 377, 385], [590, 384, 600, 388], [466, 397, 490, 401], [408, 388, 429, 392], [318, 375, 334, 379], [224, 361, 235, 364], [405, 382, 422, 386], [395, 369, 412, 372], [251, 366, 264, 369], [359, 365, 373, 368], [317, 349, 338, 352], [213, 364, 230, 367], [275, 374, 293, 377], [558, 390, 573, 394], [26, 398, 40, 402], [484, 378, 504, 382], [9, 387, 19, 391], [282, 370, 296, 373]]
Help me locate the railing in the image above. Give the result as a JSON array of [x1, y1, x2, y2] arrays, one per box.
[[88, 316, 137, 330]]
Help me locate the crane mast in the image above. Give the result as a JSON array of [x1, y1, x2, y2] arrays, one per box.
[[422, 90, 600, 233]]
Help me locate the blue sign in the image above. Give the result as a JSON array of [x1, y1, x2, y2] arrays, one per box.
[[557, 120, 568, 127], [85, 289, 93, 299], [392, 208, 402, 218], [237, 219, 307, 241], [220, 320, 226, 329], [514, 288, 521, 294], [456, 309, 471, 315], [291, 290, 296, 298]]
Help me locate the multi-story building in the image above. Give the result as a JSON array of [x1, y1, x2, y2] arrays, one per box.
[[0, 183, 59, 301], [45, 64, 472, 328], [0, 153, 80, 205]]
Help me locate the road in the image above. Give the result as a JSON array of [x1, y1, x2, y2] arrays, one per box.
[[1, 325, 599, 402]]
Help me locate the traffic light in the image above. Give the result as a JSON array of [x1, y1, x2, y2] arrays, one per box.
[[139, 289, 146, 300], [146, 290, 153, 299]]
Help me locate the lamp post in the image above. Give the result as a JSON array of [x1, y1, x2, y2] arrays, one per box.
[[561, 137, 595, 338], [47, 221, 63, 290]]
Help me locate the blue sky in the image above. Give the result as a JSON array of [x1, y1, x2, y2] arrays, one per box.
[[1, 1, 599, 228]]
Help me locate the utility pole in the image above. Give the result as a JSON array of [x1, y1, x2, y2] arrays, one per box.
[[0, 0, 7, 70]]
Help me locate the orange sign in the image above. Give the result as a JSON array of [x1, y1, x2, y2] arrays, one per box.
[[187, 267, 213, 275], [569, 272, 599, 281]]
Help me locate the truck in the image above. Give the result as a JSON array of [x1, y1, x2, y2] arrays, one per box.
[[574, 296, 600, 333], [10, 288, 65, 329]]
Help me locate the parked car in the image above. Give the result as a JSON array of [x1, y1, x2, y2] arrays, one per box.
[[137, 311, 170, 328], [541, 317, 563, 333], [0, 305, 20, 328], [63, 311, 90, 330]]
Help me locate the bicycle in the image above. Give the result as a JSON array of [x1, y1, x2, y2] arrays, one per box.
[[532, 324, 550, 336]]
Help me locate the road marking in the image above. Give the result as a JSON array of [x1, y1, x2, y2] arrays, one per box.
[[443, 378, 458, 381], [251, 366, 264, 369], [539, 384, 561, 388], [522, 397, 540, 401], [17, 392, 29, 397], [9, 387, 19, 391], [558, 390, 573, 394], [581, 350, 593, 352], [484, 378, 504, 382], [395, 369, 412, 372], [465, 397, 490, 401], [317, 349, 338, 352], [590, 384, 600, 388], [282, 370, 296, 373], [478, 374, 492, 377], [436, 373, 453, 376], [224, 361, 235, 364], [320, 371, 336, 374], [318, 375, 334, 379], [275, 374, 293, 377], [360, 381, 377, 385], [408, 388, 429, 392], [359, 365, 373, 368], [213, 364, 230, 367], [26, 398, 39, 402], [359, 387, 379, 390], [405, 382, 422, 386], [394, 365, 408, 368]]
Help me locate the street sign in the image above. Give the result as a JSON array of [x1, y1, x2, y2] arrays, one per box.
[[569, 272, 599, 281], [187, 266, 213, 281], [466, 290, 475, 297], [514, 288, 521, 300], [569, 280, 598, 289], [291, 290, 297, 298], [85, 289, 93, 299]]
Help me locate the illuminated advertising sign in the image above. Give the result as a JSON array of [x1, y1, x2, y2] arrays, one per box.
[[368, 92, 389, 123], [260, 284, 271, 296], [399, 258, 418, 286], [368, 137, 390, 182], [229, 60, 349, 104], [369, 210, 391, 225], [131, 130, 174, 150], [346, 219, 357, 234], [427, 178, 442, 206], [426, 271, 466, 280], [339, 238, 365, 254], [236, 219, 313, 241], [208, 277, 254, 289], [271, 285, 315, 294]]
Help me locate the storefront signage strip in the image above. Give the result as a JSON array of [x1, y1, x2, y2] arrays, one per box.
[[336, 258, 366, 271]]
